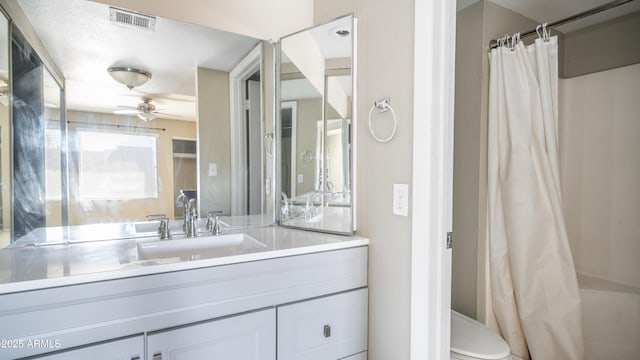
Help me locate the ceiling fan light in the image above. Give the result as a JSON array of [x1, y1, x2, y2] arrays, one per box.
[[108, 67, 152, 90], [137, 112, 156, 122]]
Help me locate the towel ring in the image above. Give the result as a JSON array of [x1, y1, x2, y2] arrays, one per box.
[[264, 132, 274, 156], [368, 98, 397, 143]]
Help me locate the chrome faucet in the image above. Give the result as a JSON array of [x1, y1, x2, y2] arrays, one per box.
[[176, 190, 197, 231], [147, 214, 171, 240], [281, 192, 290, 218], [206, 211, 222, 235], [186, 198, 198, 238], [304, 196, 317, 220]]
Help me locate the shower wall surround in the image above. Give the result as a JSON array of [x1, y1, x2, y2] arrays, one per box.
[[559, 63, 640, 289]]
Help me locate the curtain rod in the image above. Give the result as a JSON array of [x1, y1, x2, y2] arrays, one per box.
[[66, 120, 166, 132], [489, 0, 636, 49]]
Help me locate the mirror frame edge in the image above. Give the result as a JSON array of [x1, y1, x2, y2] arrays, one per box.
[[276, 13, 357, 236]]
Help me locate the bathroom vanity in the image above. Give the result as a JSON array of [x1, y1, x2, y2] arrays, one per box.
[[0, 227, 368, 359], [0, 1, 363, 359]]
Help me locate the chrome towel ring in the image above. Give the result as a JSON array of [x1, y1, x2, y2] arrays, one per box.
[[368, 98, 397, 143]]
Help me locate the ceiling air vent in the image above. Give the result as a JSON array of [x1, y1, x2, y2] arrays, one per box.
[[109, 7, 156, 31]]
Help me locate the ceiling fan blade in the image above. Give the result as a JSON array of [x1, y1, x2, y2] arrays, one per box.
[[153, 111, 182, 118]]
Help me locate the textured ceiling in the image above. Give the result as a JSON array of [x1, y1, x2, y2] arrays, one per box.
[[457, 0, 640, 33], [18, 0, 260, 121]]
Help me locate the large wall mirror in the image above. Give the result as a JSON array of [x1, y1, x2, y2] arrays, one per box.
[[0, 0, 276, 246], [0, 10, 8, 246], [278, 15, 355, 235]]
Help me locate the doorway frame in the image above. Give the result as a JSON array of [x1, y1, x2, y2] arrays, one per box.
[[410, 0, 456, 359], [230, 43, 262, 216]]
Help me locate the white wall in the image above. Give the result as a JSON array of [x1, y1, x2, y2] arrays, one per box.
[[559, 63, 640, 288]]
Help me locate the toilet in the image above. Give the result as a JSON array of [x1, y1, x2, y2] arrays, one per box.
[[451, 310, 512, 360]]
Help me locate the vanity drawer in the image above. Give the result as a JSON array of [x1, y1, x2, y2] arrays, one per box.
[[277, 288, 368, 360]]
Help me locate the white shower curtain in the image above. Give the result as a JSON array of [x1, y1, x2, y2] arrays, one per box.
[[487, 36, 584, 360]]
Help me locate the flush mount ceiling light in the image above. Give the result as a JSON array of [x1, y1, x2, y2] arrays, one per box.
[[330, 26, 351, 38], [107, 66, 152, 90]]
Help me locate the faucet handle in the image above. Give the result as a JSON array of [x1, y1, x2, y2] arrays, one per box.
[[158, 219, 171, 240], [206, 211, 223, 234]]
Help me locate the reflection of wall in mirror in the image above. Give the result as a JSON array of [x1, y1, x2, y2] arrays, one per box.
[[295, 98, 322, 195], [62, 110, 196, 225], [0, 101, 8, 247], [262, 42, 276, 216], [44, 107, 62, 227], [197, 67, 231, 215], [326, 123, 344, 193]]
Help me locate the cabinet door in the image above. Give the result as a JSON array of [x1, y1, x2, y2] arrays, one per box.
[[33, 335, 144, 360], [147, 308, 275, 360], [278, 288, 368, 360]]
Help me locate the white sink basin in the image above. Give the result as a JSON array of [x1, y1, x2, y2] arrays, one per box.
[[137, 233, 267, 260]]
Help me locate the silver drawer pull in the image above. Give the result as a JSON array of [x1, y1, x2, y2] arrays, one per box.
[[153, 352, 163, 360], [131, 357, 140, 360], [323, 324, 331, 338]]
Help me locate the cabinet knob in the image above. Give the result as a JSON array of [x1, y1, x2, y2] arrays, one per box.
[[153, 352, 163, 360], [323, 324, 332, 338]]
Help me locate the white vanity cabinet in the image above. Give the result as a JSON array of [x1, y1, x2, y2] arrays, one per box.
[[147, 309, 275, 360], [277, 288, 368, 360], [0, 246, 368, 359], [31, 336, 144, 360]]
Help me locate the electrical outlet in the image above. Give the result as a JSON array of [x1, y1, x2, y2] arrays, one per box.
[[393, 183, 409, 216], [297, 174, 304, 183], [265, 178, 271, 195]]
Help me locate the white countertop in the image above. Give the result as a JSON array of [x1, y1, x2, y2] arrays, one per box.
[[0, 226, 368, 294], [281, 206, 353, 233]]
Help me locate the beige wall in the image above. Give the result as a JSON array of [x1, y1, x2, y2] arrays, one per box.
[[452, 0, 484, 320], [261, 41, 276, 216], [559, 63, 640, 288], [294, 98, 321, 195], [92, 0, 313, 40], [65, 111, 196, 224], [316, 0, 415, 358], [563, 11, 640, 78], [196, 67, 231, 215], [262, 42, 276, 216]]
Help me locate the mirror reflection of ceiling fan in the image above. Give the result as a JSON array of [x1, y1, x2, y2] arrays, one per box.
[[113, 97, 164, 121]]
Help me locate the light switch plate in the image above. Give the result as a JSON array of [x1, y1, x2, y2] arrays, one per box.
[[208, 163, 217, 176], [297, 174, 304, 183], [393, 183, 409, 216]]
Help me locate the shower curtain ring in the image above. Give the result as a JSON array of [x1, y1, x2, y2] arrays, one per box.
[[542, 23, 550, 41]]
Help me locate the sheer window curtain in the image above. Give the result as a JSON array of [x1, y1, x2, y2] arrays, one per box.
[[487, 36, 584, 360]]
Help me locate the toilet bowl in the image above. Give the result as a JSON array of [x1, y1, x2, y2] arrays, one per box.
[[451, 310, 511, 360]]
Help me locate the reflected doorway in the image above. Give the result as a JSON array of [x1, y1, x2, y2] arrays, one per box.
[[280, 102, 296, 200], [246, 73, 261, 215], [172, 138, 197, 219]]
